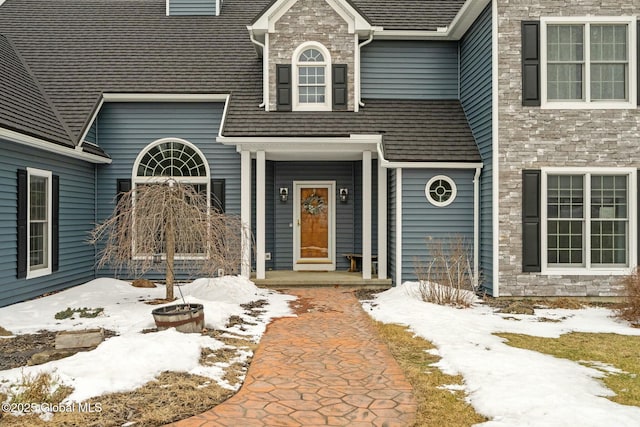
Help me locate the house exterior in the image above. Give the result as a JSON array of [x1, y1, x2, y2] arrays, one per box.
[[0, 0, 635, 307]]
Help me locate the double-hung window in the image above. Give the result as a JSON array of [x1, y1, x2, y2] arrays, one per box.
[[541, 17, 636, 108], [27, 168, 52, 278], [292, 42, 331, 111], [542, 168, 636, 273]]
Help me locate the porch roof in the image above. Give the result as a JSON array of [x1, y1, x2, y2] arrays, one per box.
[[223, 96, 481, 163]]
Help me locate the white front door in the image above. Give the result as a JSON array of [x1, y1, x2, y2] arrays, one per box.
[[293, 181, 336, 271]]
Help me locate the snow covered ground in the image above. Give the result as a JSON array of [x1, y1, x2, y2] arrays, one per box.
[[362, 281, 640, 427], [0, 277, 294, 404]]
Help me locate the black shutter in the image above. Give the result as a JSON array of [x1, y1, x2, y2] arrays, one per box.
[[117, 179, 131, 204], [52, 175, 59, 272], [522, 170, 541, 272], [17, 169, 27, 279], [332, 64, 348, 110], [522, 21, 541, 106], [276, 64, 292, 111], [211, 179, 225, 213]]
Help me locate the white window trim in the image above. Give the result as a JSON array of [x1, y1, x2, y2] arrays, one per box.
[[425, 175, 457, 207], [540, 167, 637, 275], [26, 167, 52, 279], [292, 42, 332, 112], [131, 138, 211, 260], [541, 16, 637, 109]]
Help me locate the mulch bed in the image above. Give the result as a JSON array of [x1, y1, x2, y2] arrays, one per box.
[[0, 331, 57, 370], [0, 330, 117, 370]]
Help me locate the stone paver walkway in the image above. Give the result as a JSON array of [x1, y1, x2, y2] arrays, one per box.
[[171, 288, 416, 426]]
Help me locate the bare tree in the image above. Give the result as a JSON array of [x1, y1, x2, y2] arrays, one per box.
[[90, 179, 247, 301]]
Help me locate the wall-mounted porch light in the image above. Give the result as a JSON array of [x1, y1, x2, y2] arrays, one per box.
[[279, 187, 289, 202], [339, 188, 349, 203]]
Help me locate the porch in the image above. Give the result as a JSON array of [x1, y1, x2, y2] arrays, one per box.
[[251, 271, 392, 289]]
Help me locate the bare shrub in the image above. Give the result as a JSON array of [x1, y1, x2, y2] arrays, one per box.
[[90, 180, 248, 300], [615, 267, 640, 326], [414, 236, 478, 307]]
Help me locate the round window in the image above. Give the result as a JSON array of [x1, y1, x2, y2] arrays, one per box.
[[425, 175, 457, 207]]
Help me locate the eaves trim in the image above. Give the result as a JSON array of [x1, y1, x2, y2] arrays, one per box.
[[0, 127, 112, 164]]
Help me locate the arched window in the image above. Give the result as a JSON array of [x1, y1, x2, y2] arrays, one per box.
[[135, 139, 208, 182], [293, 42, 331, 110], [132, 138, 210, 257]]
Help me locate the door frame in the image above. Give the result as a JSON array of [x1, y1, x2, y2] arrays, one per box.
[[293, 180, 336, 271]]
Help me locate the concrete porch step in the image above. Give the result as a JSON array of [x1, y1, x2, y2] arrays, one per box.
[[252, 271, 392, 289]]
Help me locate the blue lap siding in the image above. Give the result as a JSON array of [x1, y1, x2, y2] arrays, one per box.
[[94, 102, 235, 279], [0, 140, 96, 306], [168, 0, 216, 15], [460, 3, 493, 293], [361, 40, 459, 100], [269, 161, 377, 271], [401, 169, 475, 283]]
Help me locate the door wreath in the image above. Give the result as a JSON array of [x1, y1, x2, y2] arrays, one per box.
[[302, 191, 326, 215]]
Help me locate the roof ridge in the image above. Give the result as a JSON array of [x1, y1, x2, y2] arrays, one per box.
[[3, 34, 76, 145]]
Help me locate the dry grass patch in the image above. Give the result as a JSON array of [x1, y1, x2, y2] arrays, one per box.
[[2, 332, 259, 426], [372, 321, 487, 427], [2, 372, 234, 427], [497, 332, 640, 407]]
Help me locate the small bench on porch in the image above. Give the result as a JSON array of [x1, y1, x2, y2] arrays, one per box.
[[343, 253, 378, 274]]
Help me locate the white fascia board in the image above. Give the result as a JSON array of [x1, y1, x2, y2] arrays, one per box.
[[77, 97, 104, 148], [218, 94, 231, 140], [325, 0, 371, 33], [375, 0, 489, 41], [447, 0, 491, 39], [373, 30, 452, 40], [102, 93, 229, 102], [218, 134, 382, 146], [0, 127, 112, 164], [382, 161, 484, 169]]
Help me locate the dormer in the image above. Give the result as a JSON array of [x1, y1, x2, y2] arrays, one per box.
[[248, 0, 376, 112], [166, 0, 222, 16]]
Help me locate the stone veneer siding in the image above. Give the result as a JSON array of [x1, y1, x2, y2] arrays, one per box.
[[268, 0, 355, 111], [497, 0, 640, 297]]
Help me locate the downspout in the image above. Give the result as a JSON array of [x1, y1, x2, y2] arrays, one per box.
[[248, 29, 267, 108], [357, 31, 374, 108], [473, 166, 481, 289]]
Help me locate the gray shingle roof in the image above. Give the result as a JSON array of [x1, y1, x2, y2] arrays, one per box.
[[224, 93, 480, 162], [0, 0, 476, 162], [0, 34, 73, 147], [355, 0, 466, 31]]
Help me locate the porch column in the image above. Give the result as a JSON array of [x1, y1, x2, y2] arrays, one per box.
[[377, 159, 387, 279], [256, 150, 266, 280], [362, 151, 372, 279], [240, 150, 252, 278]]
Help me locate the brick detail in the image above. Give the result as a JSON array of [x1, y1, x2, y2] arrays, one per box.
[[268, 0, 355, 111], [497, 1, 640, 297]]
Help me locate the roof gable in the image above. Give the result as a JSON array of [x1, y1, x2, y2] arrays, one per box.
[[250, 0, 374, 35]]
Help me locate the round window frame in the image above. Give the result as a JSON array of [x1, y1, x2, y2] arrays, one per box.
[[425, 175, 457, 207]]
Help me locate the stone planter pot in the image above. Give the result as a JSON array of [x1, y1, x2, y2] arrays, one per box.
[[151, 303, 204, 333]]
